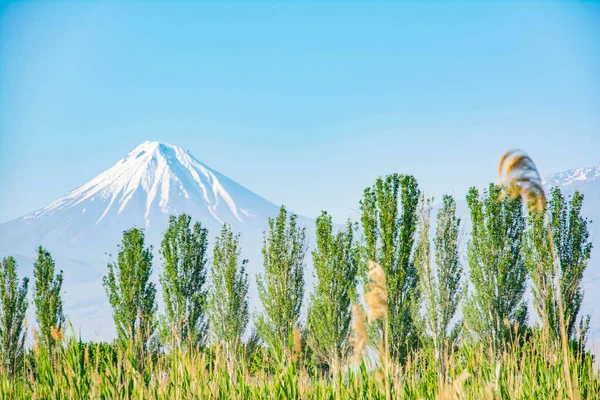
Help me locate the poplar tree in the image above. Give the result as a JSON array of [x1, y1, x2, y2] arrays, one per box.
[[255, 206, 307, 347], [0, 257, 29, 378], [526, 187, 592, 343], [160, 214, 209, 349], [33, 246, 64, 351], [463, 184, 528, 355], [103, 228, 156, 366], [414, 194, 462, 374], [208, 224, 249, 354], [360, 173, 421, 363], [306, 212, 359, 372]]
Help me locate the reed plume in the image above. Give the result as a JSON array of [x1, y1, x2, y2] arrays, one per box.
[[365, 261, 388, 322], [349, 304, 368, 363], [497, 149, 575, 399], [497, 149, 546, 212], [291, 326, 302, 362], [32, 327, 39, 353], [365, 261, 391, 400]]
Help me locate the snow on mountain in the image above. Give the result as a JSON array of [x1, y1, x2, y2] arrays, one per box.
[[543, 166, 600, 189], [0, 141, 291, 341], [24, 140, 278, 230]]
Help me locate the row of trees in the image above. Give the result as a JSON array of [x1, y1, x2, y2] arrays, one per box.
[[102, 215, 251, 369], [0, 173, 593, 377], [0, 247, 64, 377]]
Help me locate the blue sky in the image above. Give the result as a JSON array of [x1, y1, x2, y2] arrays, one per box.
[[1, 1, 599, 224]]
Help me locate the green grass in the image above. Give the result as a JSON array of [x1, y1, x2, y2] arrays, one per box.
[[1, 329, 598, 399]]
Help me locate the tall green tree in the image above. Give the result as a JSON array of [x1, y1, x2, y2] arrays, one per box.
[[306, 212, 359, 372], [464, 184, 528, 355], [360, 174, 421, 363], [255, 206, 307, 347], [414, 195, 463, 374], [208, 224, 249, 355], [33, 246, 64, 351], [0, 257, 29, 378], [103, 228, 156, 365], [526, 187, 592, 343], [160, 214, 209, 349]]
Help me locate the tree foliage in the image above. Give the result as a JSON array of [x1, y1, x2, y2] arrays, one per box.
[[208, 224, 249, 353], [160, 214, 209, 349], [0, 257, 29, 377], [103, 228, 156, 365], [33, 246, 64, 351], [255, 206, 307, 347], [360, 173, 421, 363], [306, 212, 359, 372], [526, 187, 593, 342], [464, 184, 528, 354], [414, 195, 463, 372]]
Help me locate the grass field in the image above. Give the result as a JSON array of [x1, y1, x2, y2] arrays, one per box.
[[1, 328, 598, 400]]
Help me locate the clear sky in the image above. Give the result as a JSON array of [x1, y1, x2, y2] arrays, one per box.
[[1, 1, 599, 224]]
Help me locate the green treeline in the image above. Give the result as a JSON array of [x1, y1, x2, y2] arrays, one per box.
[[0, 174, 596, 399]]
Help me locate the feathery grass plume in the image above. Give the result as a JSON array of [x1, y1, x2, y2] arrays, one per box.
[[366, 261, 391, 400], [349, 304, 368, 363], [497, 149, 546, 212], [291, 326, 302, 362], [365, 261, 388, 322], [32, 327, 39, 354]]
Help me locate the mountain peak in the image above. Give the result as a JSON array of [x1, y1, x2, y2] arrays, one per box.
[[22, 141, 277, 229], [128, 140, 183, 155], [125, 141, 189, 162]]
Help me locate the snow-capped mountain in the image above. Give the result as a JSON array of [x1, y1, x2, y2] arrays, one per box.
[[543, 166, 600, 189], [0, 141, 289, 341], [29, 141, 277, 228]]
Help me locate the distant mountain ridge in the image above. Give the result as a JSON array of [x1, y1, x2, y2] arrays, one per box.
[[543, 165, 600, 188]]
